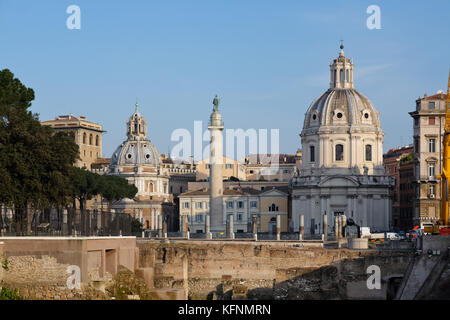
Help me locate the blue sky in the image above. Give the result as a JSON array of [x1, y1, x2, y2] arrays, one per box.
[[1, 0, 449, 159]]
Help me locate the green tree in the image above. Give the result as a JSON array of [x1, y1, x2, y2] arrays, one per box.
[[0, 69, 79, 233]]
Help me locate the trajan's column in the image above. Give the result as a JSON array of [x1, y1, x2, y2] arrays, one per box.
[[208, 95, 224, 234]]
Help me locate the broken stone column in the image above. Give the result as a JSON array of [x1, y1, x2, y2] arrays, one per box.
[[276, 214, 281, 241], [62, 208, 68, 235], [341, 215, 347, 238], [252, 215, 258, 240], [163, 218, 167, 235], [205, 214, 212, 239], [182, 215, 189, 238], [158, 215, 163, 238], [299, 214, 304, 241], [335, 215, 340, 238], [228, 215, 234, 239], [323, 213, 327, 241]]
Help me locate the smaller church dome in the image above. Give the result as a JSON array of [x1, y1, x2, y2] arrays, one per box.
[[109, 102, 161, 168], [110, 140, 160, 167]]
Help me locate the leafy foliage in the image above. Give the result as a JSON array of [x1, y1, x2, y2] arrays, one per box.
[[0, 69, 80, 233], [0, 287, 22, 300], [0, 69, 137, 230]]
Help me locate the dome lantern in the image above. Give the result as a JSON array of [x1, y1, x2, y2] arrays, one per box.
[[330, 42, 354, 89], [127, 101, 148, 141]]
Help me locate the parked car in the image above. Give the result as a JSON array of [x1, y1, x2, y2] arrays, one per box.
[[386, 232, 400, 240]]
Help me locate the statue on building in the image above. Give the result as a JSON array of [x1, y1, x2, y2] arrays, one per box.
[[213, 95, 220, 111]]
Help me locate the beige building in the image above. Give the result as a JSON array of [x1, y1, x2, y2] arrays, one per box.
[[108, 103, 172, 230], [409, 92, 448, 228], [160, 155, 197, 195], [41, 115, 105, 169], [179, 186, 289, 233], [244, 152, 301, 182], [196, 156, 246, 181]]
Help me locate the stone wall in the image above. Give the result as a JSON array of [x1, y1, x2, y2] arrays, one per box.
[[137, 240, 413, 300], [0, 237, 138, 300]]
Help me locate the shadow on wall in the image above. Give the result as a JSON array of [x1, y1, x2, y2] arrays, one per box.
[[206, 258, 406, 300]]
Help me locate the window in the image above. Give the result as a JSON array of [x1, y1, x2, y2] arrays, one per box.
[[429, 164, 435, 179], [195, 202, 202, 209], [183, 202, 190, 209], [429, 117, 435, 125], [89, 134, 93, 145], [195, 214, 203, 223], [225, 164, 233, 169], [335, 144, 344, 161], [365, 145, 372, 161], [429, 102, 435, 110], [340, 69, 344, 83], [310, 145, 315, 162], [429, 139, 436, 152], [429, 185, 435, 196], [250, 201, 258, 208], [283, 169, 290, 174], [95, 135, 99, 146], [249, 170, 254, 174], [268, 203, 279, 212], [179, 186, 183, 193], [237, 213, 243, 222], [226, 201, 234, 209], [346, 69, 349, 82], [206, 164, 211, 169], [83, 133, 86, 144], [237, 201, 244, 209]]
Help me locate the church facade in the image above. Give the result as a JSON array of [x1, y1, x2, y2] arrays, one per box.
[[290, 45, 394, 235]]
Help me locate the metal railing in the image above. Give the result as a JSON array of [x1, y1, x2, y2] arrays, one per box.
[[0, 208, 132, 237]]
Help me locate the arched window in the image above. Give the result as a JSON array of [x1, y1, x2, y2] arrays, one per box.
[[95, 135, 99, 146], [310, 145, 315, 162], [346, 70, 349, 82], [89, 134, 93, 145], [335, 144, 344, 161], [340, 69, 344, 83], [365, 145, 372, 161], [83, 133, 86, 144]]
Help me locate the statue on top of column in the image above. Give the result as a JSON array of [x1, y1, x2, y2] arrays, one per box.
[[213, 95, 220, 111]]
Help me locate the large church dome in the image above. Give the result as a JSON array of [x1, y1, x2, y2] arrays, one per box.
[[109, 103, 161, 168], [303, 45, 382, 134], [300, 45, 385, 176], [303, 88, 382, 132]]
